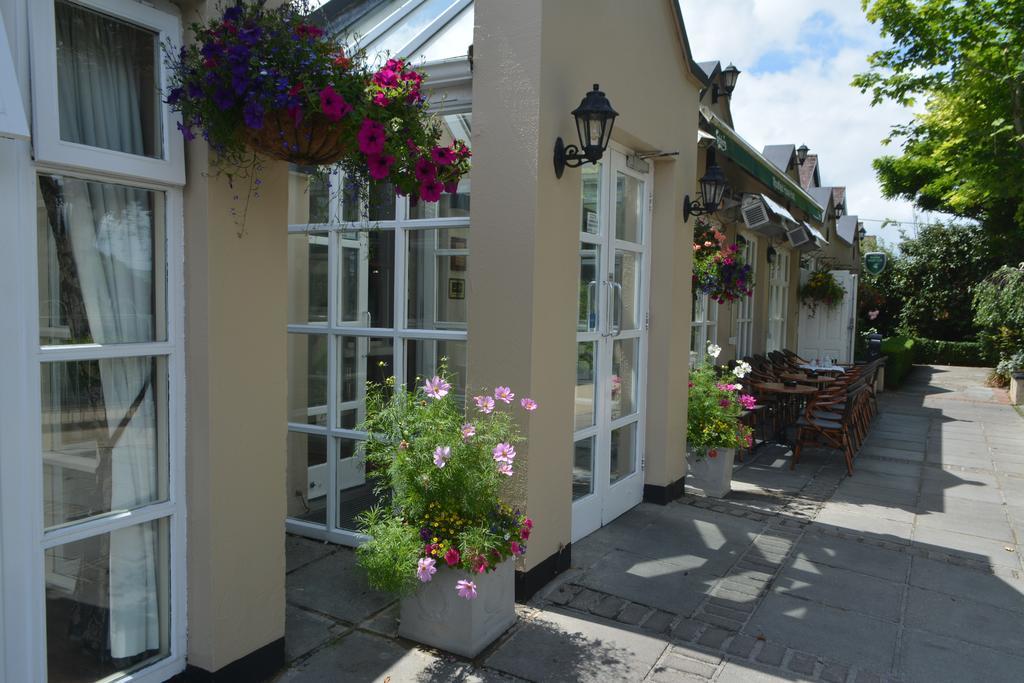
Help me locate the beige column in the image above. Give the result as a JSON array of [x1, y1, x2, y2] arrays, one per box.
[[183, 141, 288, 671]]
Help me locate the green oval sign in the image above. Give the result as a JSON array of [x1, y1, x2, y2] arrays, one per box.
[[864, 252, 887, 276]]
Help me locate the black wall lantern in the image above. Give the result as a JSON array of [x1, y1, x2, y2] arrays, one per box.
[[857, 226, 867, 241], [797, 144, 809, 165], [767, 246, 777, 264], [711, 63, 741, 103], [554, 84, 618, 178], [683, 148, 728, 222], [834, 201, 844, 220]]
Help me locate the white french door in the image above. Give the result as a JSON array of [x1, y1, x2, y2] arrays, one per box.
[[572, 149, 650, 543], [734, 236, 756, 358]]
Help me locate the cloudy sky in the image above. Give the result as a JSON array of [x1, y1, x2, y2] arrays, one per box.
[[677, 0, 942, 245]]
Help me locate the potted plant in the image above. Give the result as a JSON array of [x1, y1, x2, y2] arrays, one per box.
[[165, 2, 469, 203], [355, 370, 536, 658], [692, 221, 754, 304], [800, 269, 847, 317], [686, 343, 754, 497]]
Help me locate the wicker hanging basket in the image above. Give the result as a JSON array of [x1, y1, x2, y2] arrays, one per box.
[[244, 110, 351, 165]]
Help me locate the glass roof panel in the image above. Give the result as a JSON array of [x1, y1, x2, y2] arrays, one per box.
[[336, 0, 409, 43], [363, 0, 458, 60], [414, 3, 473, 63]]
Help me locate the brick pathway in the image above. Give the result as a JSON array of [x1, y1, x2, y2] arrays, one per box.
[[277, 365, 1024, 682]]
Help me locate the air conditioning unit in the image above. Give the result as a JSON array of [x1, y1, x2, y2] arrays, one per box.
[[740, 194, 794, 238], [786, 223, 811, 248]]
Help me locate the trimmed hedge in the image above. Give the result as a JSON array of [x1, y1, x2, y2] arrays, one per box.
[[912, 338, 995, 367], [881, 336, 916, 388]]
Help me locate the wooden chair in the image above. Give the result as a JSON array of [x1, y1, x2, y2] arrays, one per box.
[[791, 383, 869, 476]]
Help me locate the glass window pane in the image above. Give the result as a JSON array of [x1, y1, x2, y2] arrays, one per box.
[[287, 432, 326, 526], [287, 233, 328, 325], [615, 173, 643, 243], [287, 333, 327, 427], [573, 437, 594, 500], [336, 437, 388, 532], [288, 169, 331, 225], [339, 180, 396, 222], [56, 0, 161, 158], [45, 518, 170, 682], [578, 242, 600, 332], [575, 342, 596, 431], [406, 339, 467, 403], [338, 229, 395, 328], [409, 115, 472, 220], [41, 357, 168, 529], [407, 228, 468, 330], [611, 338, 638, 420], [614, 250, 640, 331], [338, 336, 394, 429], [609, 422, 637, 484], [581, 163, 601, 234], [37, 175, 166, 345]]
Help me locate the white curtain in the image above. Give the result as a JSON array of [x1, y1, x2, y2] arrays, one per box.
[[56, 2, 161, 660]]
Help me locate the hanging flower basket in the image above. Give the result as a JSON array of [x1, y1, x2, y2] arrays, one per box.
[[692, 221, 754, 303], [165, 2, 470, 203], [800, 269, 846, 317]]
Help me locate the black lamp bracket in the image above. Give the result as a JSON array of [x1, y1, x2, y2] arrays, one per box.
[[553, 137, 596, 178], [683, 194, 713, 223]]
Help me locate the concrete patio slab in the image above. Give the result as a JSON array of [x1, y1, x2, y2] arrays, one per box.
[[908, 556, 1024, 613], [285, 606, 348, 661], [899, 627, 1024, 683], [911, 526, 1021, 568], [789, 534, 910, 583], [905, 586, 1024, 654], [286, 549, 396, 624], [484, 608, 668, 682], [772, 556, 904, 622]]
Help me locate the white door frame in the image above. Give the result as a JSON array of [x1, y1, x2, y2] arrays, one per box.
[[572, 146, 651, 542], [734, 235, 756, 358]]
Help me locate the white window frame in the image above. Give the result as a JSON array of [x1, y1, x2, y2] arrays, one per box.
[[28, 0, 185, 185], [734, 235, 756, 359], [690, 292, 718, 367], [3, 1, 187, 680], [286, 112, 471, 546]]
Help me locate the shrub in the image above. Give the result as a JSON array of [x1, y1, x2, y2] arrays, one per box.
[[973, 265, 1024, 381], [881, 336, 916, 388], [911, 338, 995, 367]]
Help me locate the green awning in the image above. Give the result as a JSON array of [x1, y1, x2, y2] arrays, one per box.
[[699, 106, 824, 223]]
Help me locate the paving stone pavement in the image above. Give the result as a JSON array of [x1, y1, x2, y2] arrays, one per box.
[[277, 366, 1024, 682]]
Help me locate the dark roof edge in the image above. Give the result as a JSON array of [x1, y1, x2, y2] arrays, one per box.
[[670, 0, 711, 86]]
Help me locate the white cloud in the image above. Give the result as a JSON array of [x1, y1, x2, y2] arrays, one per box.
[[679, 0, 945, 245]]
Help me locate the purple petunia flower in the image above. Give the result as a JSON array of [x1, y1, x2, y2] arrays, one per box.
[[243, 100, 264, 129], [213, 88, 235, 110]]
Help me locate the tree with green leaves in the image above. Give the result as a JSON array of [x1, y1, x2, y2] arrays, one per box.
[[853, 0, 1024, 246]]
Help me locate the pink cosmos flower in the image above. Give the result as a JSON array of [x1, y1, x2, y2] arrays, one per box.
[[416, 557, 437, 582], [444, 548, 461, 566], [510, 541, 523, 556], [455, 579, 477, 600], [423, 375, 451, 400], [520, 397, 538, 411], [498, 462, 514, 477], [704, 241, 713, 247], [431, 146, 457, 166], [494, 386, 515, 403], [419, 178, 444, 202], [493, 443, 516, 463], [366, 153, 395, 180], [414, 157, 437, 182], [319, 86, 352, 121], [461, 423, 476, 441], [433, 445, 451, 468], [357, 119, 386, 154], [474, 395, 495, 414]]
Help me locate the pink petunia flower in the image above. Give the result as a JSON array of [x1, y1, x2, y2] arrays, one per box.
[[357, 119, 386, 154], [366, 153, 395, 180], [739, 394, 757, 410], [419, 178, 444, 202], [433, 445, 451, 468], [319, 86, 352, 121], [455, 579, 477, 600], [372, 68, 399, 87], [520, 397, 538, 411], [461, 423, 476, 441], [472, 555, 488, 574], [510, 541, 523, 556], [416, 557, 437, 582], [493, 443, 516, 463], [423, 375, 451, 400], [474, 395, 495, 414], [494, 386, 515, 403], [414, 157, 437, 182], [498, 462, 514, 477], [372, 92, 390, 107], [444, 547, 461, 567], [431, 146, 457, 166]]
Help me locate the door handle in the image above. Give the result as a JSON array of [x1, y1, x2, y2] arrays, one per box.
[[601, 280, 612, 337], [587, 280, 598, 332], [611, 281, 623, 337]]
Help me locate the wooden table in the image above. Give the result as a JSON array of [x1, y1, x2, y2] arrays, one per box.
[[754, 382, 819, 445], [781, 372, 837, 387]]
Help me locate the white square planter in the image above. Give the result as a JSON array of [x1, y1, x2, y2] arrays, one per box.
[[398, 558, 516, 658], [686, 447, 735, 498]]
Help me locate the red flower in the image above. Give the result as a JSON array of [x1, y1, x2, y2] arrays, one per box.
[[444, 547, 460, 566], [708, 449, 718, 459], [295, 24, 323, 40], [414, 157, 437, 182], [431, 146, 457, 166]]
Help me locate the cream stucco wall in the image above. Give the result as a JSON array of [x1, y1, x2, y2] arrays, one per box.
[[470, 0, 700, 571], [178, 1, 287, 672]]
